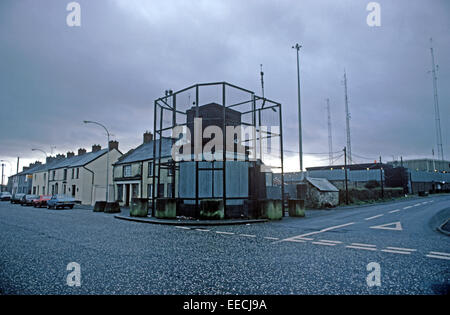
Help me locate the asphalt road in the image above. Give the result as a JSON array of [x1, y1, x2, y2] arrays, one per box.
[[0, 195, 449, 295]]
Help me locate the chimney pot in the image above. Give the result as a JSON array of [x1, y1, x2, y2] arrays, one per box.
[[67, 151, 75, 158], [78, 148, 87, 156], [109, 140, 119, 151]]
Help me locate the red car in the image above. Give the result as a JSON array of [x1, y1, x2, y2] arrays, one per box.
[[33, 195, 52, 208]]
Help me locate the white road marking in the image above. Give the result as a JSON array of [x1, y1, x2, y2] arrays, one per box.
[[370, 221, 403, 231], [414, 203, 422, 207], [239, 234, 256, 238], [389, 209, 400, 213], [365, 214, 384, 221], [403, 206, 412, 209], [295, 237, 314, 241], [426, 254, 450, 261], [216, 231, 235, 235], [278, 222, 355, 243], [312, 241, 337, 246], [350, 243, 376, 247], [195, 228, 210, 232], [381, 249, 412, 255], [175, 226, 191, 230], [429, 251, 450, 257], [285, 239, 306, 243], [386, 247, 417, 252], [263, 237, 279, 240], [346, 245, 377, 251], [319, 240, 342, 244]]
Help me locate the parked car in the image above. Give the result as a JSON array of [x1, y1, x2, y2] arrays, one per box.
[[21, 194, 38, 206], [11, 193, 25, 204], [47, 195, 76, 209], [33, 195, 52, 208], [0, 192, 12, 201]]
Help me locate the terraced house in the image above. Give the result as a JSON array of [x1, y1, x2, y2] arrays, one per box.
[[113, 132, 174, 207], [31, 142, 122, 205]]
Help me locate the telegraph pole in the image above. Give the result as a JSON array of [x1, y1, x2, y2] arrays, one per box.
[[344, 147, 349, 205], [327, 98, 333, 165], [343, 70, 352, 165], [379, 156, 384, 199], [1, 163, 4, 192], [430, 38, 444, 161], [293, 43, 303, 173]]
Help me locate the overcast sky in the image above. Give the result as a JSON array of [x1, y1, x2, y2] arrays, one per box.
[[1, 0, 449, 176]]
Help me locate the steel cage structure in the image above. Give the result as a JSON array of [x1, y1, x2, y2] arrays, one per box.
[[151, 82, 285, 218]]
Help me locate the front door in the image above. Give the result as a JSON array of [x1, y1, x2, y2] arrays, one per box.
[[125, 184, 130, 207]]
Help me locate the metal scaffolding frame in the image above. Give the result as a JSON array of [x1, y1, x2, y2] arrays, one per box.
[[151, 82, 285, 218]]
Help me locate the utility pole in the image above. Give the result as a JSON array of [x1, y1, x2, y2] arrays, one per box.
[[327, 98, 333, 165], [430, 38, 444, 161], [343, 70, 352, 165], [344, 147, 349, 205], [1, 163, 4, 192], [260, 64, 265, 98], [16, 157, 19, 174], [379, 156, 384, 199], [292, 43, 303, 173]]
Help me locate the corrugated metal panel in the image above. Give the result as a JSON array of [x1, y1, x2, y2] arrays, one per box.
[[306, 177, 339, 192]]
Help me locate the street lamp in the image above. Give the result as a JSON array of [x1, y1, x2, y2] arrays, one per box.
[[0, 160, 12, 192], [83, 120, 110, 202], [292, 43, 303, 174], [31, 148, 48, 159]]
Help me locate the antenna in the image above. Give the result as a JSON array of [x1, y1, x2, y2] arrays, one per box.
[[260, 64, 265, 98], [326, 98, 333, 165], [430, 38, 444, 161], [343, 70, 352, 164]]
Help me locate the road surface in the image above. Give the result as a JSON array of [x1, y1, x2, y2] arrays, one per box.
[[0, 195, 449, 294]]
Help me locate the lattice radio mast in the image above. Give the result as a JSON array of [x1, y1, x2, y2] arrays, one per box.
[[430, 38, 444, 161]]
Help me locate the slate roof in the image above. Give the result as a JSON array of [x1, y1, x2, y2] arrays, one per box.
[[114, 138, 174, 165], [306, 177, 339, 192], [48, 148, 109, 170]]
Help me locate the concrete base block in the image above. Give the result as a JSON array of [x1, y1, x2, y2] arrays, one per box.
[[130, 198, 148, 217], [288, 199, 305, 217], [200, 199, 224, 220], [260, 199, 282, 220], [155, 198, 177, 219]]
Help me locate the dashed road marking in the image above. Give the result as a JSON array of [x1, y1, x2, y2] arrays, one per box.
[[426, 254, 450, 261], [414, 203, 422, 207], [319, 240, 342, 244], [365, 214, 384, 221], [346, 245, 377, 251], [351, 243, 376, 247], [429, 251, 450, 257], [386, 246, 416, 252], [216, 231, 235, 235], [381, 249, 412, 255], [389, 209, 400, 214], [403, 206, 413, 209], [195, 228, 210, 232], [312, 241, 338, 246], [264, 237, 279, 240], [175, 226, 191, 230], [239, 234, 256, 238]]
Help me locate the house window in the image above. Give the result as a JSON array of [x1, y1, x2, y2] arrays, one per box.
[[76, 168, 79, 179], [43, 187, 45, 195], [123, 165, 132, 177], [33, 187, 36, 194], [52, 170, 56, 180], [72, 169, 75, 179], [44, 173, 46, 182], [147, 184, 153, 198], [167, 183, 173, 198], [132, 183, 139, 198], [117, 184, 123, 202], [158, 183, 164, 198], [148, 162, 153, 177], [63, 169, 67, 180]]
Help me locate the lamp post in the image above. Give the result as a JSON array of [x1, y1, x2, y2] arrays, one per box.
[[84, 120, 110, 202], [292, 43, 303, 174], [0, 160, 11, 192], [31, 148, 48, 159]]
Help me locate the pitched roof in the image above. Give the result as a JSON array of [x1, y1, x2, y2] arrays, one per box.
[[114, 138, 173, 165], [48, 148, 109, 170], [306, 177, 339, 192]]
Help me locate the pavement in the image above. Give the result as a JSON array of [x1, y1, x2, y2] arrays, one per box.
[[0, 195, 449, 294]]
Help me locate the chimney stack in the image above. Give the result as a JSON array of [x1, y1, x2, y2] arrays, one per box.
[[78, 148, 87, 156], [67, 151, 75, 158], [143, 131, 153, 144], [46, 156, 56, 164], [109, 140, 119, 151], [92, 144, 101, 152], [56, 154, 65, 160]]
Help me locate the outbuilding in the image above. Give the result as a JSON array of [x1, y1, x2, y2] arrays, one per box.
[[304, 177, 339, 209]]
